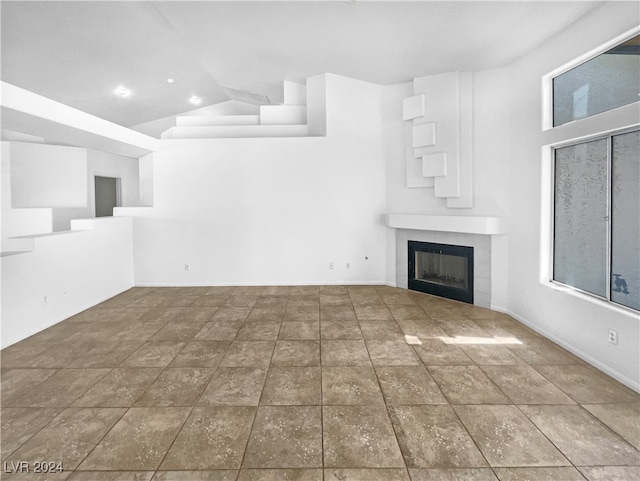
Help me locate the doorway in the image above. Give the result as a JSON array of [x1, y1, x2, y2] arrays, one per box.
[[94, 176, 120, 217]]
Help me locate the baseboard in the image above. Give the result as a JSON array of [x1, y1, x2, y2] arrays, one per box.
[[490, 304, 510, 314], [133, 280, 388, 287], [504, 308, 640, 393], [1, 283, 134, 349]]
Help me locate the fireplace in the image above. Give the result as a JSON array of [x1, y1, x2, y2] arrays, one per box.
[[408, 241, 474, 304]]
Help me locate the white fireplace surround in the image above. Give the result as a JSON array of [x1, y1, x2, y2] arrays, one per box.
[[386, 214, 506, 308]]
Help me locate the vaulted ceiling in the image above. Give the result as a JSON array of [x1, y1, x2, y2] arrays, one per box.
[[1, 1, 605, 128]]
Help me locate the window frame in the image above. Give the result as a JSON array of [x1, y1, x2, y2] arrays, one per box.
[[550, 127, 640, 311], [542, 26, 640, 132], [541, 26, 640, 314]]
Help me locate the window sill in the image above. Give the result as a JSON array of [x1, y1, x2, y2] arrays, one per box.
[[543, 280, 639, 318]]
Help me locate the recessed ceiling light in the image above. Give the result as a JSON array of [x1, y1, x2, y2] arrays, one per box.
[[189, 96, 202, 105], [167, 78, 175, 84], [114, 86, 131, 97]]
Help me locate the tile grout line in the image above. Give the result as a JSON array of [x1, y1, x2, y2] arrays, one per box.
[[0, 405, 64, 461], [67, 401, 130, 475], [358, 296, 411, 477], [409, 298, 499, 478], [67, 295, 190, 476], [364, 320, 413, 480], [425, 311, 574, 477], [122, 293, 231, 477], [3, 286, 638, 479], [319, 307, 325, 480], [69, 293, 204, 476], [513, 402, 581, 473], [235, 298, 281, 474]]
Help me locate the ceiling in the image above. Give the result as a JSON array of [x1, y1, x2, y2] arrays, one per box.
[[1, 1, 606, 128]]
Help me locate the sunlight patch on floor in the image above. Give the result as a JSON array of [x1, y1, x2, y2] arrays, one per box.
[[438, 336, 523, 345], [404, 334, 422, 345]]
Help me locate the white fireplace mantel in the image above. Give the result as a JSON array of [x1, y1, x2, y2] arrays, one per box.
[[385, 213, 507, 235]]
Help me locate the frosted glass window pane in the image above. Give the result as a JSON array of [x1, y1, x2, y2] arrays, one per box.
[[554, 139, 608, 296], [553, 35, 640, 126], [611, 130, 640, 310]]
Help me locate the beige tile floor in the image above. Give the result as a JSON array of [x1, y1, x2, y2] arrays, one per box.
[[1, 285, 639, 481]]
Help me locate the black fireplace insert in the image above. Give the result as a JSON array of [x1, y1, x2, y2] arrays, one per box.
[[408, 241, 474, 304]]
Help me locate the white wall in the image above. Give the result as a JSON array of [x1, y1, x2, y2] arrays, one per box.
[[131, 74, 388, 286], [383, 70, 510, 218], [1, 142, 137, 348], [503, 2, 640, 390], [380, 82, 410, 286], [381, 71, 511, 305], [132, 100, 260, 138], [52, 149, 140, 231], [1, 143, 52, 245], [1, 129, 44, 143], [139, 153, 154, 207], [474, 68, 511, 311], [1, 217, 134, 348], [379, 4, 639, 390], [9, 141, 87, 208]]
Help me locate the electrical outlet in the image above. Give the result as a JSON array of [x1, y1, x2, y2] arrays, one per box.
[[43, 296, 48, 304], [345, 262, 350, 269], [184, 264, 190, 271], [608, 329, 618, 345], [329, 262, 334, 270]]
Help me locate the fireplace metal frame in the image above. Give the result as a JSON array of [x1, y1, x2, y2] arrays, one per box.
[[408, 240, 474, 304]]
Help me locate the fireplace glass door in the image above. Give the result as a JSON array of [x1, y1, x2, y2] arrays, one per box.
[[408, 241, 474, 303]]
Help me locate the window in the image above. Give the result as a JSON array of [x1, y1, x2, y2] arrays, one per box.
[[611, 130, 640, 310], [548, 30, 640, 312], [553, 34, 640, 126], [554, 138, 608, 297], [553, 130, 639, 311]]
